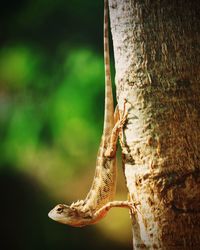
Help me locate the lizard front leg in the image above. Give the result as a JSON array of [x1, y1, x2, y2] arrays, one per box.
[[93, 201, 136, 221], [104, 99, 128, 158]]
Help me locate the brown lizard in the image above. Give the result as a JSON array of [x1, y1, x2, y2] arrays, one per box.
[[48, 0, 134, 227]]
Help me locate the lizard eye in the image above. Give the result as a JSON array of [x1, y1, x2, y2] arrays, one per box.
[[56, 207, 63, 213]]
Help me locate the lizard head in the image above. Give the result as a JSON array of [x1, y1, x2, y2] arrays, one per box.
[[48, 204, 92, 227]]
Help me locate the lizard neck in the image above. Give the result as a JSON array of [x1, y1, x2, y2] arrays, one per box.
[[103, 0, 114, 136]]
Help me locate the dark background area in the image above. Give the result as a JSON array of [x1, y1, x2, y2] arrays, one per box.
[[0, 0, 132, 249]]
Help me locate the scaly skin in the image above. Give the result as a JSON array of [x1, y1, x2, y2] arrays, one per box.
[[48, 0, 133, 227]]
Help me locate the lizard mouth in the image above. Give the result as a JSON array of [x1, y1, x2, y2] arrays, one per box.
[[48, 209, 53, 219], [48, 209, 58, 220]]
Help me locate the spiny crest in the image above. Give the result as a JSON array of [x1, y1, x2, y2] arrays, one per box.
[[70, 199, 85, 208]]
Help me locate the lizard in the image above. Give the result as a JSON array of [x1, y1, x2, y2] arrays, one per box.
[[48, 0, 134, 227]]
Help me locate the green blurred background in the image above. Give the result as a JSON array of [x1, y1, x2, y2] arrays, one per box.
[[0, 0, 132, 249]]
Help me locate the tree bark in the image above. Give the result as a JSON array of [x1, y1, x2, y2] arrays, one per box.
[[109, 0, 200, 249]]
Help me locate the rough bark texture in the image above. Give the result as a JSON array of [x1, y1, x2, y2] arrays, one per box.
[[109, 0, 200, 249]]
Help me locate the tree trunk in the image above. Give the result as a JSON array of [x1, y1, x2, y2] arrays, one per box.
[[109, 0, 200, 249]]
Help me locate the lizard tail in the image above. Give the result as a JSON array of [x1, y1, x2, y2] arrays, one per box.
[[103, 0, 114, 136]]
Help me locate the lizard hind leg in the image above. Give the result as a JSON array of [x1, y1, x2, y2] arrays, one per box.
[[104, 100, 129, 158]]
